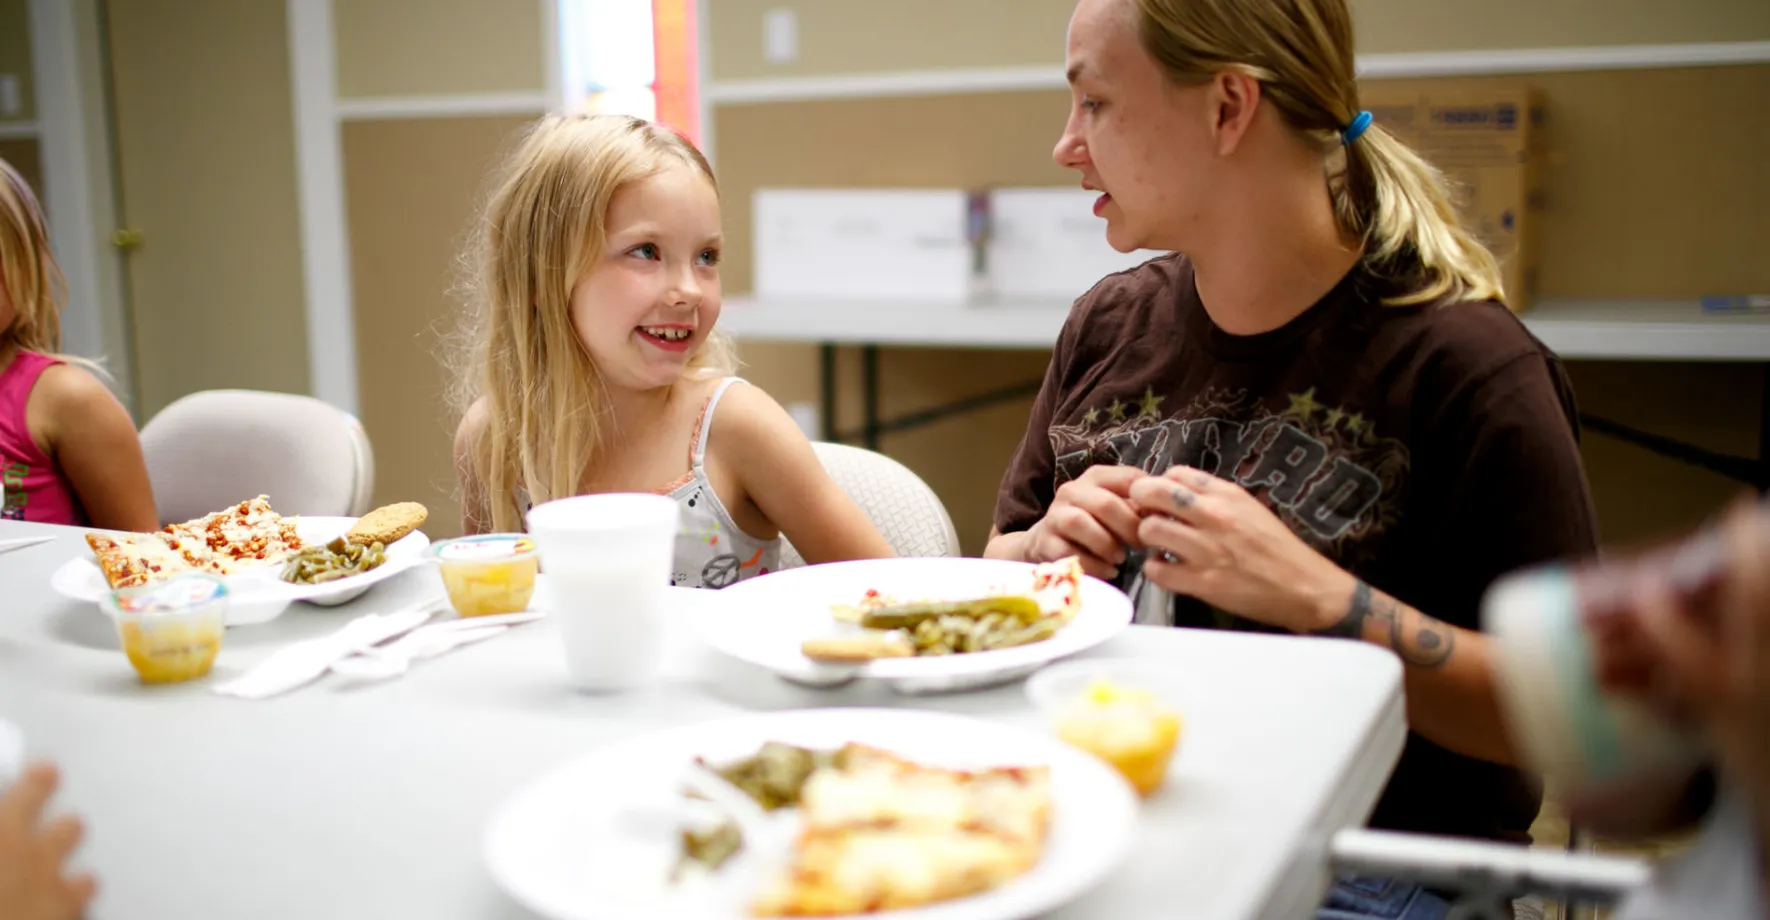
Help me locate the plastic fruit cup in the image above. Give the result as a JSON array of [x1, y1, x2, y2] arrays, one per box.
[[429, 534, 540, 617], [104, 574, 229, 685], [1026, 658, 1184, 797]]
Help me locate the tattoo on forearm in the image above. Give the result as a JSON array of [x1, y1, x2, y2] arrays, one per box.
[[1317, 580, 1373, 639], [1314, 580, 1456, 669], [1391, 603, 1456, 669]]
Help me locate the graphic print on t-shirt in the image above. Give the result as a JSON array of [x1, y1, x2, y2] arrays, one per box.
[[1049, 386, 1411, 561], [1, 461, 25, 520], [1048, 386, 1412, 629]]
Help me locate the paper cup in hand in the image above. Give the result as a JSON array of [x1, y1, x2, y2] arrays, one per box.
[[1484, 565, 1705, 790], [526, 493, 679, 692]]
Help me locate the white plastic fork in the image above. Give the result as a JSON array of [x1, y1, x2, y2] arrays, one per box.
[[328, 624, 510, 681], [213, 598, 446, 699]]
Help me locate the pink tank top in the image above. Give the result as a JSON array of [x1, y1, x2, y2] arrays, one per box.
[[0, 351, 86, 526]]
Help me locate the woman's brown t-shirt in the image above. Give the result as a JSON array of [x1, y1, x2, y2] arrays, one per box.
[[996, 253, 1599, 843]]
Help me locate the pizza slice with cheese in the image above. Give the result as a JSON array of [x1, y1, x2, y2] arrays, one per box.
[[85, 496, 303, 589], [1030, 556, 1084, 622], [750, 744, 1051, 916]]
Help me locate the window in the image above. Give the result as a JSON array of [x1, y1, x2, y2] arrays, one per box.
[[557, 0, 700, 147]]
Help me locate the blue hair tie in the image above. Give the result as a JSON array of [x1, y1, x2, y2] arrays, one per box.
[[1341, 110, 1373, 145]]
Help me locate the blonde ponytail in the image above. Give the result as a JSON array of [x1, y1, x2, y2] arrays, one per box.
[[1132, 0, 1507, 306], [1336, 124, 1506, 305]]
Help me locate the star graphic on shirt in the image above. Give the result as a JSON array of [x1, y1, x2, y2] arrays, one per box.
[[1322, 406, 1345, 431], [1082, 406, 1100, 427], [1343, 412, 1367, 436], [1284, 388, 1323, 422], [1107, 399, 1127, 422], [1138, 387, 1166, 418]]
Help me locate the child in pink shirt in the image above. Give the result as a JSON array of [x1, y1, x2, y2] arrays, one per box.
[[0, 159, 156, 530]]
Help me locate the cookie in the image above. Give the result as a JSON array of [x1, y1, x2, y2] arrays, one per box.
[[800, 634, 915, 663], [345, 502, 429, 547]]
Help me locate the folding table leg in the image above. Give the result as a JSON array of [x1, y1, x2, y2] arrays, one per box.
[[1759, 362, 1769, 493], [861, 345, 880, 451]]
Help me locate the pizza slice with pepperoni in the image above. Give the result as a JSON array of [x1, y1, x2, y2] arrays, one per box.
[[85, 496, 304, 589]]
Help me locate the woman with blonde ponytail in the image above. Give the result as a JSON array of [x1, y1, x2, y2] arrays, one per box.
[[987, 0, 1596, 913]]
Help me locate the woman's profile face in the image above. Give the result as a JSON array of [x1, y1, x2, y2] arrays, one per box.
[[1053, 0, 1217, 254]]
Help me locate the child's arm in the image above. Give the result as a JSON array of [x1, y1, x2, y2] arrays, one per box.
[[453, 399, 493, 536], [711, 383, 895, 563], [29, 365, 158, 532]]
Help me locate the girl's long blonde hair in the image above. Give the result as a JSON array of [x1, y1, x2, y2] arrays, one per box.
[[1132, 0, 1505, 306], [0, 158, 74, 356], [454, 114, 736, 532]]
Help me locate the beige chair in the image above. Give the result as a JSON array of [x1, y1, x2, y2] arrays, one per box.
[[139, 389, 375, 526], [779, 442, 961, 567]]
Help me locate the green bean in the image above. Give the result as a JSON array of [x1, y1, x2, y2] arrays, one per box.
[[1008, 618, 1059, 647], [280, 537, 390, 585], [857, 595, 1066, 659], [858, 595, 1043, 630], [702, 742, 834, 811], [675, 822, 743, 877]]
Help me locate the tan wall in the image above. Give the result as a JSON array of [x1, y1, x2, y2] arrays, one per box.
[[334, 0, 546, 98], [1566, 362, 1761, 548], [712, 66, 1770, 551], [105, 0, 310, 418], [0, 0, 36, 121], [72, 0, 133, 404], [709, 0, 1770, 80], [714, 91, 1074, 296], [102, 0, 307, 417], [1351, 0, 1770, 55], [708, 0, 1073, 80], [343, 115, 534, 540], [1523, 67, 1770, 298], [0, 137, 41, 203], [331, 0, 551, 536]]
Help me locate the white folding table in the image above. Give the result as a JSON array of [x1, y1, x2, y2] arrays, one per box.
[[0, 520, 1406, 920]]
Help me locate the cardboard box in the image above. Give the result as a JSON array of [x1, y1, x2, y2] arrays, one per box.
[[1360, 87, 1545, 312], [984, 187, 1162, 301], [752, 189, 979, 302]]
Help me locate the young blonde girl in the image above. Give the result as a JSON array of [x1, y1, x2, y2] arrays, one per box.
[[0, 159, 155, 530], [452, 115, 893, 588]]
